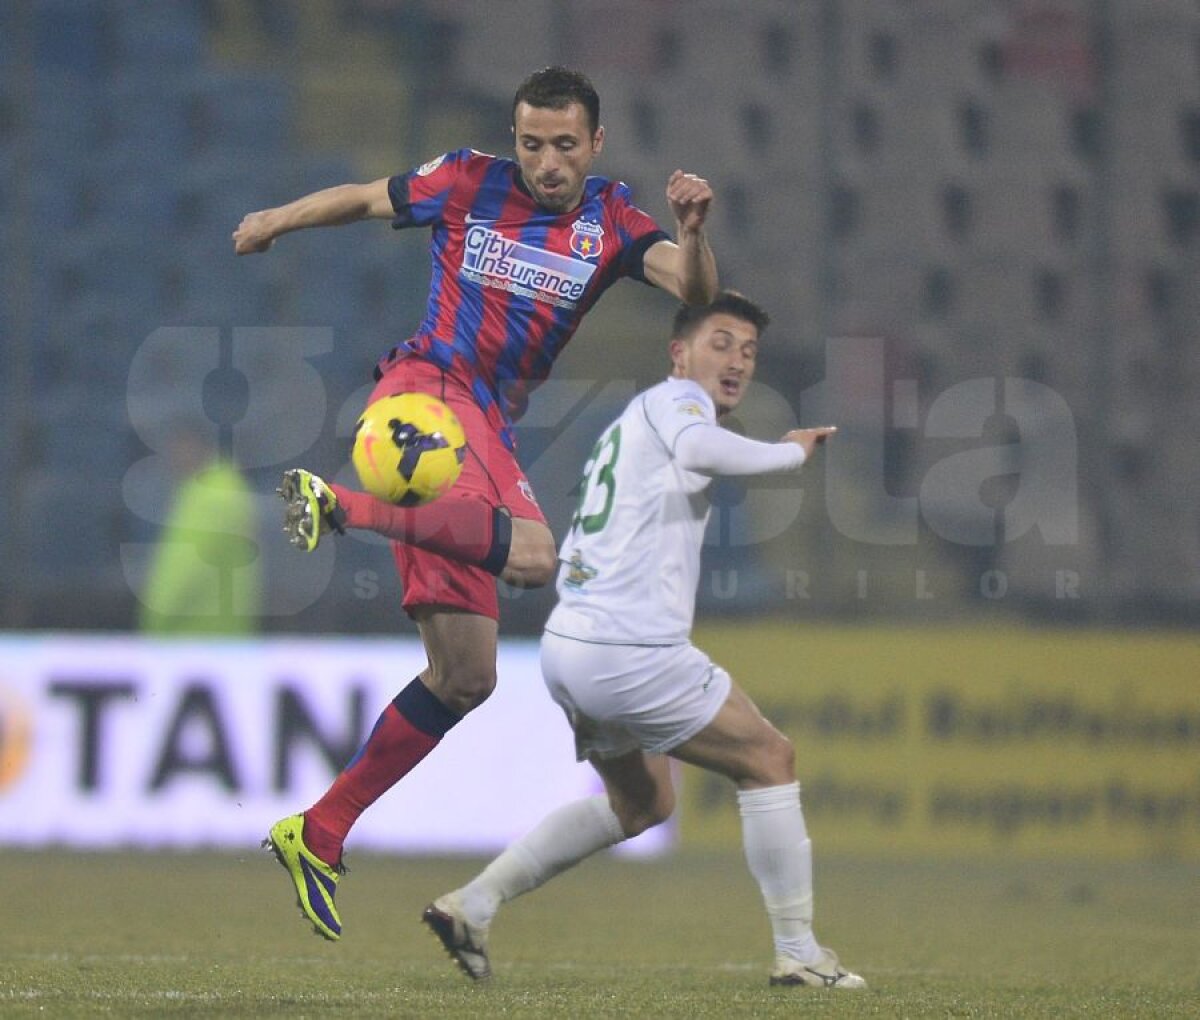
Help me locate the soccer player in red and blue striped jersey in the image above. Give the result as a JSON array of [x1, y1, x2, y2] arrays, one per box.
[[234, 67, 717, 940]]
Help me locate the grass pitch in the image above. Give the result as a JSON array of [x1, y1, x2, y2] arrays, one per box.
[[3, 848, 1198, 1017]]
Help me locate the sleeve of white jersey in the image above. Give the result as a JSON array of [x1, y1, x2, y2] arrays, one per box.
[[674, 423, 806, 476], [642, 379, 718, 451], [644, 380, 806, 477]]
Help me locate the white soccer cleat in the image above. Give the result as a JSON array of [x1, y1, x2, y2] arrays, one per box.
[[769, 947, 866, 989], [421, 891, 492, 980]]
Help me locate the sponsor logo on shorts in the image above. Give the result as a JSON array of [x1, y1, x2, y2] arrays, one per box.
[[461, 226, 596, 309], [415, 154, 446, 176], [518, 479, 539, 506]]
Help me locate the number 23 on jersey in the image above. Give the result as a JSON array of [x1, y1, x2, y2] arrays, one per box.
[[571, 425, 621, 535]]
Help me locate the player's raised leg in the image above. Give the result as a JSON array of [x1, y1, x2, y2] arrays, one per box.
[[670, 685, 866, 989], [278, 469, 556, 586]]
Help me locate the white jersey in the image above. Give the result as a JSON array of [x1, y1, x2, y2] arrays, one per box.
[[544, 377, 725, 646]]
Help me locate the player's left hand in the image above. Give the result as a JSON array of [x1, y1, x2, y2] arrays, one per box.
[[666, 170, 712, 233], [783, 426, 837, 460]]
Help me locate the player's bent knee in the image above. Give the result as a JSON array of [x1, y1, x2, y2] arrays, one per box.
[[528, 540, 558, 586], [760, 731, 796, 785], [617, 807, 668, 838], [501, 522, 557, 588], [427, 664, 497, 715], [733, 729, 797, 787], [504, 545, 556, 588], [612, 787, 675, 838]]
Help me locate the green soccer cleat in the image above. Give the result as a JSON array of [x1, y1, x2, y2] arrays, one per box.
[[277, 469, 343, 552], [262, 813, 345, 941]]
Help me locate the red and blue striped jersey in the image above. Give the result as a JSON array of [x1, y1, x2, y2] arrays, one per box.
[[386, 148, 669, 438]]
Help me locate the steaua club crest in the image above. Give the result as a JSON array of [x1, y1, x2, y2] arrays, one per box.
[[569, 218, 604, 260]]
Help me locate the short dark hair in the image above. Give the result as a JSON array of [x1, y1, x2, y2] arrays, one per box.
[[512, 66, 600, 135], [671, 289, 770, 340]]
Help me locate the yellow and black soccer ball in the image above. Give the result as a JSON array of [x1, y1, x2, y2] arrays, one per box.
[[351, 393, 467, 505]]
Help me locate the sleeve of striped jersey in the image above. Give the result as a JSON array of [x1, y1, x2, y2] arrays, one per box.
[[388, 148, 474, 229], [610, 183, 670, 283]]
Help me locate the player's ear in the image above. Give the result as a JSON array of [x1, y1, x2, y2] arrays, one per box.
[[668, 337, 687, 373], [592, 125, 605, 154]]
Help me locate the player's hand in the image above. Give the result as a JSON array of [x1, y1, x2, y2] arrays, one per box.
[[232, 210, 276, 255], [666, 169, 712, 233], [783, 426, 837, 459]]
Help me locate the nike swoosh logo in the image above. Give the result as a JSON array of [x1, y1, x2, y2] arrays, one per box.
[[361, 432, 381, 475], [464, 212, 497, 226]]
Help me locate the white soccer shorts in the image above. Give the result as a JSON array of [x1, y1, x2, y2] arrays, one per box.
[[540, 632, 733, 760]]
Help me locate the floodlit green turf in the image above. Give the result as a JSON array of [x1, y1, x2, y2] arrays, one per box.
[[3, 849, 1198, 1017]]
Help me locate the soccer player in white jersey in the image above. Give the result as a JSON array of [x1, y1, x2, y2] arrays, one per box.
[[421, 291, 864, 990]]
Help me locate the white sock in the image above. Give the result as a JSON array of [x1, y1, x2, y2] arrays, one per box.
[[458, 795, 626, 928], [737, 781, 821, 964]]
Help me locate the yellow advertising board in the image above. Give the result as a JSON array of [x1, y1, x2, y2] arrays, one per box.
[[680, 623, 1200, 860]]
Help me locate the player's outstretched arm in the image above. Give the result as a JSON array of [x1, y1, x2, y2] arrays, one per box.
[[642, 170, 718, 304], [233, 178, 394, 254], [674, 424, 836, 477], [782, 427, 837, 460]]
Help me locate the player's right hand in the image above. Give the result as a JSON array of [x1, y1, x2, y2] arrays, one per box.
[[232, 211, 275, 254], [783, 426, 837, 459]]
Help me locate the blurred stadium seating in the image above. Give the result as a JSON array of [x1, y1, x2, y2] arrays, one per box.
[[2, 0, 1197, 631]]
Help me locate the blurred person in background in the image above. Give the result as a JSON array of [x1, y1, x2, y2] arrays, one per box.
[[233, 66, 717, 940], [137, 419, 260, 635], [423, 292, 863, 990]]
